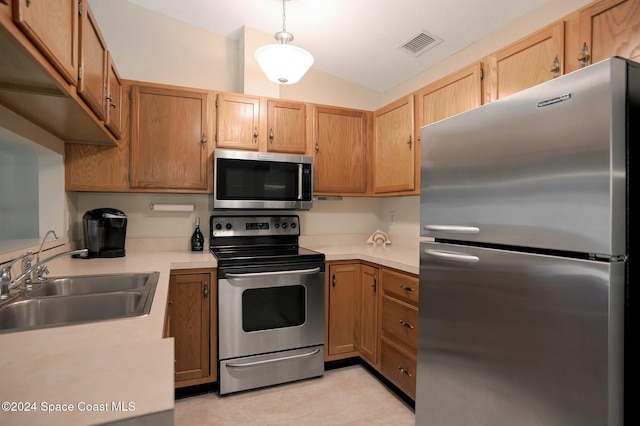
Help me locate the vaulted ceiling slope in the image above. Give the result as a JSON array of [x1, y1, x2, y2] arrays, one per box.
[[123, 0, 550, 93]]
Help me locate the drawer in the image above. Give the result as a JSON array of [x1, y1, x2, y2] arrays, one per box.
[[381, 338, 417, 400], [381, 269, 419, 306], [382, 297, 418, 350]]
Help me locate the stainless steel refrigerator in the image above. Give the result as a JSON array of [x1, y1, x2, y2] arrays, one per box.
[[416, 57, 637, 426]]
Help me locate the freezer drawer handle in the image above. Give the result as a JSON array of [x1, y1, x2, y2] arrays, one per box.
[[226, 348, 321, 368], [424, 225, 480, 234], [226, 267, 321, 279], [424, 249, 480, 264]]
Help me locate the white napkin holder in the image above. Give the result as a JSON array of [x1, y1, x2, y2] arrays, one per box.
[[367, 230, 391, 246]]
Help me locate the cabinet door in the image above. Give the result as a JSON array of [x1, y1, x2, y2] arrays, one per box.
[[104, 52, 123, 139], [130, 85, 209, 191], [313, 106, 369, 194], [12, 0, 79, 85], [267, 100, 306, 153], [373, 96, 415, 194], [356, 264, 378, 365], [77, 0, 107, 120], [486, 21, 564, 101], [327, 263, 359, 358], [216, 93, 260, 150], [166, 273, 211, 383], [417, 62, 483, 127], [577, 0, 640, 67]]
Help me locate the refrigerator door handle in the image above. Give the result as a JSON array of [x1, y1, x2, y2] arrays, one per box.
[[424, 249, 480, 263], [424, 225, 480, 233]]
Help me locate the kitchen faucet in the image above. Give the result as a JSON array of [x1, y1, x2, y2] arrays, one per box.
[[0, 248, 89, 299], [0, 250, 34, 299]]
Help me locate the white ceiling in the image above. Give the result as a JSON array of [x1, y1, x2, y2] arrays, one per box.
[[125, 0, 550, 93]]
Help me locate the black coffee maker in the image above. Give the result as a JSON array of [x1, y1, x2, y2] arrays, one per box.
[[83, 208, 127, 258]]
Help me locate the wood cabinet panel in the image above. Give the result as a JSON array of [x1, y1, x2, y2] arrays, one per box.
[[130, 85, 209, 191], [382, 297, 418, 350], [578, 0, 640, 67], [417, 63, 483, 128], [166, 269, 217, 387], [12, 0, 78, 85], [215, 93, 260, 150], [487, 21, 564, 101], [356, 264, 378, 365], [380, 338, 417, 400], [381, 268, 419, 306], [78, 0, 107, 121], [104, 52, 123, 139], [326, 263, 359, 359], [313, 106, 370, 194], [267, 99, 306, 153], [373, 96, 415, 194]]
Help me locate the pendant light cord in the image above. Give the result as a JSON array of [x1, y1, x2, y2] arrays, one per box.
[[281, 0, 287, 32]]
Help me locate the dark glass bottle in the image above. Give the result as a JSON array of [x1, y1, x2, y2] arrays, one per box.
[[191, 217, 204, 251]]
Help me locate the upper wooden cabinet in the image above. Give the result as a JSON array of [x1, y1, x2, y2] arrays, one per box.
[[486, 21, 564, 102], [130, 84, 210, 191], [313, 105, 370, 195], [373, 95, 415, 195], [215, 93, 260, 151], [572, 0, 640, 71], [12, 0, 79, 86], [266, 99, 306, 154], [417, 62, 483, 128], [104, 52, 123, 139], [77, 0, 107, 121]]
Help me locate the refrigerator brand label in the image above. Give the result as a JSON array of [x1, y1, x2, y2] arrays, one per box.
[[537, 93, 572, 107]]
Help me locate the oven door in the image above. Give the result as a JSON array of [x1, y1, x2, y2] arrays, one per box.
[[218, 262, 325, 361]]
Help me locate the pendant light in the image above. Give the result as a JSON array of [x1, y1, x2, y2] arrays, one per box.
[[255, 0, 314, 84]]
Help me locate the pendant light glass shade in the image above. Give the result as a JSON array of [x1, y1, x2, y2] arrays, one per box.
[[255, 43, 314, 84]]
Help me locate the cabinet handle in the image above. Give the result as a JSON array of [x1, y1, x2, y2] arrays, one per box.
[[269, 128, 274, 144], [26, 0, 31, 6], [578, 42, 590, 68], [400, 284, 414, 292], [372, 275, 377, 291], [399, 319, 414, 329], [201, 133, 207, 150], [397, 366, 413, 377], [550, 55, 560, 78], [203, 283, 208, 298], [332, 274, 336, 287], [253, 127, 258, 143], [407, 134, 412, 149], [315, 142, 319, 153]]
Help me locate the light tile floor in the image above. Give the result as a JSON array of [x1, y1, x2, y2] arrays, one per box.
[[174, 364, 415, 425]]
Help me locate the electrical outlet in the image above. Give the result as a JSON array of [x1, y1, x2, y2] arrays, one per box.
[[389, 210, 396, 223]]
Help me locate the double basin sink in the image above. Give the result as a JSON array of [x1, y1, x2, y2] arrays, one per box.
[[0, 272, 159, 334]]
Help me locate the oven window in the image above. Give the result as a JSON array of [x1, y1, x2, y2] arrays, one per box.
[[242, 285, 305, 332]]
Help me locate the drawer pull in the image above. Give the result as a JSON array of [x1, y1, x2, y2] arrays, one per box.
[[399, 320, 414, 329], [397, 366, 413, 377], [400, 284, 414, 292]]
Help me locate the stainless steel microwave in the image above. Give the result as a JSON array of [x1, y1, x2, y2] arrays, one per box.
[[212, 149, 313, 210]]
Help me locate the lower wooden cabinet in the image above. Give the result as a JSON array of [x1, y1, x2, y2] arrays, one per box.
[[380, 338, 417, 400], [165, 269, 217, 388], [356, 264, 378, 366], [325, 262, 359, 360]]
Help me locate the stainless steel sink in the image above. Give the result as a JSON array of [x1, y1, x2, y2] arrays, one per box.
[[0, 272, 158, 333], [27, 273, 151, 297]]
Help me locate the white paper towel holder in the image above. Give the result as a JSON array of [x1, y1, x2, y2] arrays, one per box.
[[149, 203, 195, 212]]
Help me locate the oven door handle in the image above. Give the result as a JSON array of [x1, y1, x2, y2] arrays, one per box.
[[225, 267, 321, 279], [226, 348, 321, 368]]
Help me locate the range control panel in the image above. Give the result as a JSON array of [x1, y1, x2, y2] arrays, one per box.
[[210, 215, 300, 238]]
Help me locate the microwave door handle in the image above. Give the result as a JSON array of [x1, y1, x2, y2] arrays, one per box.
[[297, 164, 303, 199], [226, 267, 321, 279]]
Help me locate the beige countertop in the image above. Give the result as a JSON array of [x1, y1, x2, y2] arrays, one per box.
[[0, 235, 418, 426]]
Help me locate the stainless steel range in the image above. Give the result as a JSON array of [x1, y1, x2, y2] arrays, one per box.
[[210, 215, 325, 395]]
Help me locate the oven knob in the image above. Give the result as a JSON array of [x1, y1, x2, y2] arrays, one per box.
[[282, 223, 288, 229], [274, 223, 279, 229], [290, 222, 297, 229], [226, 223, 232, 230], [215, 223, 222, 230]]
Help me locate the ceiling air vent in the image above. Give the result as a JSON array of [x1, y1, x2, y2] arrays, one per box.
[[399, 30, 443, 57]]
